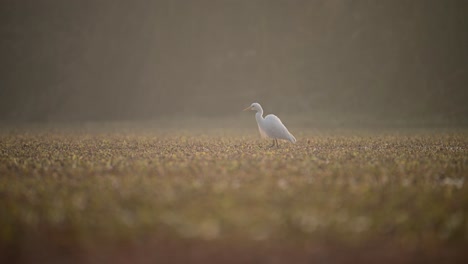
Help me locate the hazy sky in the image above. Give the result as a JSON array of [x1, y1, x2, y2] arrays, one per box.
[[1, 0, 467, 124]]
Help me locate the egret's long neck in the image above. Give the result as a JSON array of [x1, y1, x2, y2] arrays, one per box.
[[255, 109, 264, 124]]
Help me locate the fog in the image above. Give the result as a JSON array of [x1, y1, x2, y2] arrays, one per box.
[[1, 0, 467, 125]]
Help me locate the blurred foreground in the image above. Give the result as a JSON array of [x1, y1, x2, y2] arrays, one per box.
[[1, 124, 467, 263]]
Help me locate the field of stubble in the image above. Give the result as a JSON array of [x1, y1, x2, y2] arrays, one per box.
[[1, 125, 467, 263]]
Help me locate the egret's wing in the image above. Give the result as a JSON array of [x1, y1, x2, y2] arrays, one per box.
[[264, 114, 296, 142], [263, 115, 287, 138]]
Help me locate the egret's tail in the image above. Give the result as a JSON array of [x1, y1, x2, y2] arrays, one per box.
[[288, 133, 297, 144]]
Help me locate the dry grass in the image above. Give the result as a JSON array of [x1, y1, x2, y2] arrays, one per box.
[[0, 125, 467, 263]]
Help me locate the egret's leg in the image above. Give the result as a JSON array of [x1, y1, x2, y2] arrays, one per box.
[[275, 139, 279, 147], [270, 140, 275, 148]]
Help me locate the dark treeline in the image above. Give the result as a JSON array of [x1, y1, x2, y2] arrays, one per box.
[[1, 0, 467, 123]]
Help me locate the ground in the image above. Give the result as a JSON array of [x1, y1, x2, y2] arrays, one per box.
[[0, 123, 467, 263]]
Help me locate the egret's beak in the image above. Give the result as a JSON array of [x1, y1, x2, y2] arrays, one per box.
[[243, 106, 251, 111]]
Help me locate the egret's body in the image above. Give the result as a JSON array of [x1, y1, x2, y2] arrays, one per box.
[[244, 103, 296, 147]]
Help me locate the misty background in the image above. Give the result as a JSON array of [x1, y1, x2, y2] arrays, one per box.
[[1, 0, 467, 125]]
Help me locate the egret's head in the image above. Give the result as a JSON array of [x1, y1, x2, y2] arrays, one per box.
[[243, 102, 262, 112]]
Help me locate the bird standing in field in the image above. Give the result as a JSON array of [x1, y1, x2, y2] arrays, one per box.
[[243, 102, 296, 147]]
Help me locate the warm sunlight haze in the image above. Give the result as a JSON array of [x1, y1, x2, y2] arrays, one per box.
[[1, 1, 467, 264]]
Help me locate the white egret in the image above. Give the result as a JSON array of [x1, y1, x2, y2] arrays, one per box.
[[243, 102, 296, 147]]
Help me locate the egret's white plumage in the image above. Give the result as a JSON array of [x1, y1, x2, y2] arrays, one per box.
[[243, 102, 296, 147]]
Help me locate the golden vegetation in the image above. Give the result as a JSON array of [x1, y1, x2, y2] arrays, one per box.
[[0, 127, 467, 262]]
